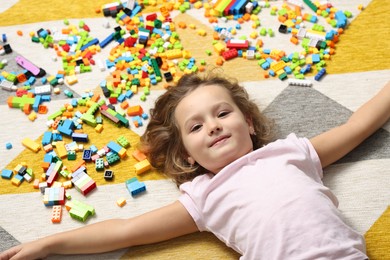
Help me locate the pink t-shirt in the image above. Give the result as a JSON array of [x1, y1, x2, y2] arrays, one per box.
[[179, 134, 366, 259]]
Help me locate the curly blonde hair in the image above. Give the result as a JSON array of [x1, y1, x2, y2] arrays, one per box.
[[139, 72, 274, 186]]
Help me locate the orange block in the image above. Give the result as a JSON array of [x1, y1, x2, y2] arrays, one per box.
[[132, 149, 147, 162], [71, 160, 86, 173], [120, 100, 129, 109], [91, 93, 100, 103], [17, 73, 27, 83], [51, 205, 62, 223], [290, 36, 299, 45], [41, 162, 51, 171], [127, 105, 143, 116], [38, 105, 48, 114], [23, 103, 32, 115]]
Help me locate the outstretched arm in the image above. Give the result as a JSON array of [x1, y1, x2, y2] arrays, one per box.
[[310, 81, 390, 168], [0, 201, 198, 260]]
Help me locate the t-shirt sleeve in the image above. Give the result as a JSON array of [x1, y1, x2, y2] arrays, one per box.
[[287, 133, 324, 182], [178, 178, 207, 231]]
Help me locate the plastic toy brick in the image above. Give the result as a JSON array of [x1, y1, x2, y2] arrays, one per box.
[[71, 159, 85, 173], [104, 170, 114, 180], [57, 119, 75, 136], [6, 142, 12, 149], [68, 200, 95, 222], [134, 159, 151, 175], [15, 55, 46, 77], [67, 151, 77, 160], [43, 187, 65, 206], [82, 149, 92, 161], [46, 161, 63, 187], [1, 169, 13, 179], [107, 141, 123, 154], [125, 177, 146, 196], [71, 168, 96, 195], [117, 197, 126, 207], [226, 39, 249, 49], [132, 149, 147, 162], [126, 105, 144, 116], [117, 136, 130, 148], [55, 141, 68, 159], [314, 68, 326, 81], [106, 153, 120, 165], [42, 131, 53, 146], [287, 78, 313, 87], [0, 79, 16, 91], [95, 158, 105, 171], [72, 132, 89, 143], [22, 138, 41, 152], [51, 205, 62, 223]]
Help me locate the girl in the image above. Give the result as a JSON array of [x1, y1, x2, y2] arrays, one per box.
[[1, 72, 389, 260]]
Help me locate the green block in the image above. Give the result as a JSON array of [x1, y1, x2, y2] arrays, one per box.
[[117, 136, 130, 148]]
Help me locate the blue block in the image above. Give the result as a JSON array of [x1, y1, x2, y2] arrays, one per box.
[[80, 38, 99, 51], [99, 33, 114, 48], [126, 177, 146, 196], [82, 149, 92, 161], [33, 95, 42, 112], [107, 141, 122, 154], [72, 132, 88, 142], [89, 145, 98, 154], [315, 68, 326, 81], [57, 119, 74, 136], [1, 169, 13, 179], [5, 142, 12, 149], [42, 131, 53, 145], [43, 153, 53, 163]]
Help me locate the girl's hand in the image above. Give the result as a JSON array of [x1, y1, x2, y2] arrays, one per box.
[[0, 240, 49, 260]]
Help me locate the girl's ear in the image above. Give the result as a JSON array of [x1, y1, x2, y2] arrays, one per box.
[[187, 156, 195, 166], [246, 117, 254, 132]]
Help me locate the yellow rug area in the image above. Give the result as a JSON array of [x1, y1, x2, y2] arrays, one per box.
[[1, 0, 389, 76], [0, 0, 163, 26], [365, 207, 390, 259], [325, 0, 390, 74]]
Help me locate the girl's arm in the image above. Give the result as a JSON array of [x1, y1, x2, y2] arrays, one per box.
[[310, 81, 390, 168], [0, 201, 198, 260]]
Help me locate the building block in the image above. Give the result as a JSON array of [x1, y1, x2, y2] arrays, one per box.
[[314, 68, 326, 81], [104, 170, 114, 180], [51, 205, 63, 223], [15, 55, 46, 77], [117, 197, 126, 207], [134, 159, 151, 175], [125, 177, 146, 196], [22, 138, 41, 152], [71, 167, 96, 196], [68, 200, 95, 222], [132, 149, 147, 162], [1, 169, 13, 179], [5, 142, 12, 149], [43, 187, 65, 206]]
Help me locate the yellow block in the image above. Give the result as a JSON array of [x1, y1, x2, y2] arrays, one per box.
[[22, 138, 41, 152], [270, 60, 286, 72], [56, 141, 68, 159], [117, 197, 127, 207], [134, 159, 151, 175]]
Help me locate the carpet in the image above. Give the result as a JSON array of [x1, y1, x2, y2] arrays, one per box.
[[0, 0, 389, 259]]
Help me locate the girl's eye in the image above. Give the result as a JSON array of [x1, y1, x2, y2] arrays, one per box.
[[218, 111, 230, 117], [190, 124, 202, 132]]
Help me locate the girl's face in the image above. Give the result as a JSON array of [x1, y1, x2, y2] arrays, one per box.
[[175, 84, 254, 174]]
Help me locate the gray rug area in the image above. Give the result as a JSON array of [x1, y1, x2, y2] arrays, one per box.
[[264, 85, 390, 164]]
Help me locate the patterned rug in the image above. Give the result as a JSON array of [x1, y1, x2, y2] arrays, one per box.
[[0, 0, 389, 259]]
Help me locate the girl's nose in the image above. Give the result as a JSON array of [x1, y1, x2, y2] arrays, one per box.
[[208, 121, 222, 135]]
